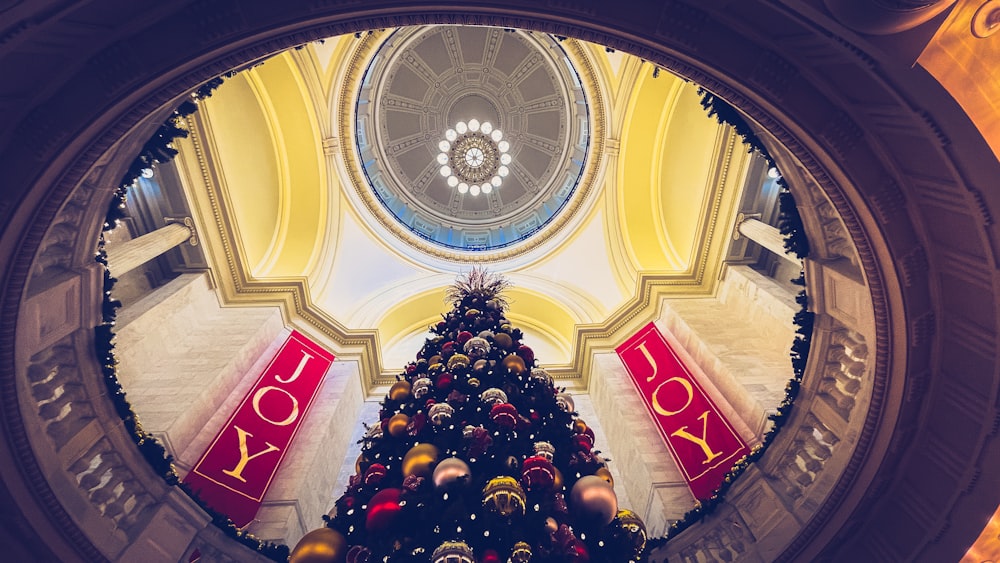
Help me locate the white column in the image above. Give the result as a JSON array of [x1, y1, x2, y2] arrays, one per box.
[[106, 220, 195, 275], [736, 214, 801, 266]]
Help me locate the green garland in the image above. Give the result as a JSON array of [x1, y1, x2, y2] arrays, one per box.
[[93, 74, 290, 561], [643, 91, 815, 551]]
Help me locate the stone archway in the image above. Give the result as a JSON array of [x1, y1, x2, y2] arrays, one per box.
[[1, 2, 997, 561]]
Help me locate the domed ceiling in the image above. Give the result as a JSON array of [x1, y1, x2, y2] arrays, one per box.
[[177, 26, 748, 377], [356, 26, 590, 251]]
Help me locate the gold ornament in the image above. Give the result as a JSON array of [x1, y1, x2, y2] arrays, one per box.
[[544, 516, 558, 533], [355, 452, 372, 474], [432, 540, 474, 563], [428, 355, 442, 366], [573, 419, 588, 433], [389, 380, 412, 401], [482, 475, 526, 517], [510, 541, 532, 562], [502, 354, 526, 374], [447, 353, 470, 369], [387, 413, 410, 437], [616, 509, 647, 555], [570, 475, 618, 525], [553, 467, 564, 490], [402, 443, 440, 477], [595, 466, 614, 486], [289, 527, 347, 563]]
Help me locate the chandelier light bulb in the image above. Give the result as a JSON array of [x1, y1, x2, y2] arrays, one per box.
[[438, 119, 513, 196]]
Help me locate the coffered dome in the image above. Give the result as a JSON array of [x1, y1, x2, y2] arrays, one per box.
[[356, 26, 590, 252]]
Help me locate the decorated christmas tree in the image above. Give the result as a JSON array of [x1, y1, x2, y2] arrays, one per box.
[[292, 269, 647, 562]]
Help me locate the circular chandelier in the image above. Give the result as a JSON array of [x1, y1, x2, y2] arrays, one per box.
[[437, 119, 511, 196]]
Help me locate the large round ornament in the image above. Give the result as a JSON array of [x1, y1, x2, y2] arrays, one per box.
[[432, 456, 471, 487], [447, 353, 470, 369], [616, 509, 647, 556], [389, 380, 412, 401], [402, 443, 440, 477], [432, 540, 474, 563], [595, 466, 614, 486], [413, 377, 433, 399], [463, 336, 491, 356], [530, 368, 553, 386], [365, 488, 403, 533], [346, 545, 371, 563], [556, 393, 575, 412], [480, 387, 508, 406], [520, 456, 556, 491], [510, 541, 532, 563], [387, 413, 410, 437], [573, 419, 588, 434], [363, 463, 387, 485], [502, 354, 526, 374], [289, 527, 347, 563], [516, 345, 535, 366], [493, 332, 513, 350], [428, 402, 455, 425], [490, 403, 518, 429], [482, 476, 526, 517], [533, 441, 555, 462], [569, 475, 618, 525]]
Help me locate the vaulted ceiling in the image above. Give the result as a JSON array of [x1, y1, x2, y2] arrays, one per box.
[[175, 28, 752, 389]]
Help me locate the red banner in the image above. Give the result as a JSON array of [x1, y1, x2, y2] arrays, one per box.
[[616, 322, 748, 500], [184, 330, 334, 526]]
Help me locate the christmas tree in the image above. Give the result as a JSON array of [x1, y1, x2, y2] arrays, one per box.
[[292, 269, 647, 562]]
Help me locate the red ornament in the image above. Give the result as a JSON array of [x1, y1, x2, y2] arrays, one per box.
[[521, 455, 556, 491], [407, 412, 427, 436], [457, 330, 473, 344], [480, 549, 501, 563], [574, 433, 595, 451], [436, 372, 454, 390], [363, 463, 387, 485], [490, 402, 518, 429], [365, 488, 403, 533], [406, 364, 417, 375], [517, 345, 535, 366], [441, 341, 458, 356]]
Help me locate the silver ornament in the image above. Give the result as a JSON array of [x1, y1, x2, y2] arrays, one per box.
[[428, 402, 454, 425], [413, 377, 433, 399], [432, 456, 471, 488], [534, 441, 555, 462], [530, 367, 553, 385], [463, 336, 491, 356], [556, 393, 575, 412], [481, 387, 508, 406]]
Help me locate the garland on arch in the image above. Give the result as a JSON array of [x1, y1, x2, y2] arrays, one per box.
[[93, 73, 290, 561], [644, 90, 815, 550]]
